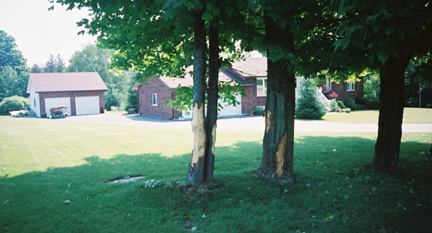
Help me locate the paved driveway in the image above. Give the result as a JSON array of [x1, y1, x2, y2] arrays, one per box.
[[64, 113, 432, 133]]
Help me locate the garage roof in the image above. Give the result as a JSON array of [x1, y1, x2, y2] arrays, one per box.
[[28, 72, 108, 93]]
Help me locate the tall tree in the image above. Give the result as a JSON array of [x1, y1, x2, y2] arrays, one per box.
[[56, 54, 66, 72], [30, 64, 42, 73], [327, 0, 432, 171], [44, 54, 57, 73], [52, 0, 226, 186], [67, 44, 133, 108], [0, 30, 29, 101]]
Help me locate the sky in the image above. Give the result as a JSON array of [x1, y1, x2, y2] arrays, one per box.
[[0, 0, 96, 67]]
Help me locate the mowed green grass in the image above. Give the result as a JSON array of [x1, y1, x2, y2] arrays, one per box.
[[1, 116, 431, 232], [322, 107, 432, 124]]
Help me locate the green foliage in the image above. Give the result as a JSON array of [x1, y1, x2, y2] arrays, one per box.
[[364, 99, 380, 110], [125, 89, 138, 112], [166, 80, 244, 113], [343, 97, 357, 111], [0, 66, 28, 102], [67, 45, 135, 108], [296, 79, 326, 119], [0, 30, 27, 71], [0, 95, 29, 115], [337, 100, 346, 109], [363, 74, 380, 101], [330, 99, 338, 112], [328, 0, 432, 66], [0, 31, 29, 102], [251, 107, 265, 116], [404, 56, 432, 108]]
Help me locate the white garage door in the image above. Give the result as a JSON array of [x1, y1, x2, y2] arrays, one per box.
[[75, 96, 100, 115], [218, 94, 242, 117], [45, 97, 71, 116]]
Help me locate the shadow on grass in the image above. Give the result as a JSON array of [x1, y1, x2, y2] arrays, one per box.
[[1, 136, 431, 232]]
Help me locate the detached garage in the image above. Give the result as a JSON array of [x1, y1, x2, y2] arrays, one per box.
[[27, 72, 108, 118]]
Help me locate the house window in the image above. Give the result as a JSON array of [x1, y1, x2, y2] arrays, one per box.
[[326, 77, 332, 90], [151, 93, 157, 106], [346, 82, 355, 91], [256, 77, 267, 96]]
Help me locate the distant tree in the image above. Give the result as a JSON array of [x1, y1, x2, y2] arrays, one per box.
[[0, 66, 28, 101], [30, 64, 42, 73], [0, 30, 27, 71], [55, 54, 66, 72], [44, 54, 56, 73], [67, 44, 134, 108], [0, 30, 29, 102]]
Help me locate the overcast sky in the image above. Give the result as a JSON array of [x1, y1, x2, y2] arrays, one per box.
[[0, 0, 96, 67]]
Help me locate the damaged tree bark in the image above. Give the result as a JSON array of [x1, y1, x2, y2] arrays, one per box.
[[371, 56, 410, 171], [254, 14, 296, 184], [184, 13, 207, 186]]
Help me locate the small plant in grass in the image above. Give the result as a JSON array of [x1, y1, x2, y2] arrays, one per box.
[[296, 79, 326, 119], [143, 179, 162, 188]]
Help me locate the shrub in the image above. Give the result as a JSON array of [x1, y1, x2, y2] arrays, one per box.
[[296, 79, 326, 119], [0, 95, 29, 115], [343, 97, 357, 110], [342, 108, 351, 113], [337, 100, 346, 109], [355, 97, 366, 105], [356, 104, 368, 110], [364, 98, 380, 109], [251, 107, 265, 116], [330, 99, 338, 112]]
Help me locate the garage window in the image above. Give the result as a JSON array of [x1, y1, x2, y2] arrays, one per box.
[[152, 93, 157, 106]]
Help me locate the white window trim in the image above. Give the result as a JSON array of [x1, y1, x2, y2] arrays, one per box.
[[326, 76, 332, 90], [256, 77, 267, 97], [151, 93, 157, 106], [346, 82, 355, 92]]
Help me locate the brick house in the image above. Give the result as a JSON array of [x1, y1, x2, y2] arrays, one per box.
[[135, 57, 364, 119], [27, 72, 107, 118]]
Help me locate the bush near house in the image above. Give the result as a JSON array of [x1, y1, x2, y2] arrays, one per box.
[[296, 79, 327, 119], [337, 100, 346, 109], [343, 97, 357, 110], [0, 95, 29, 115]]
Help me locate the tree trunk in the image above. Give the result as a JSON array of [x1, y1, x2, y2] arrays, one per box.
[[371, 56, 410, 171], [204, 25, 219, 184], [254, 14, 296, 184], [184, 13, 207, 186]]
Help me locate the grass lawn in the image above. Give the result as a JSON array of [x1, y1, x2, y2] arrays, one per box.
[[1, 116, 431, 232], [322, 107, 432, 124]]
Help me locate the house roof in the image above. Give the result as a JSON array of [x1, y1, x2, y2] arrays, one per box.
[[159, 67, 233, 89], [153, 57, 266, 89], [28, 72, 108, 93], [230, 57, 267, 77]]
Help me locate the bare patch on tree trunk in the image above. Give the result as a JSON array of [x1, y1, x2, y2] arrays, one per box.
[[211, 124, 217, 155], [276, 133, 287, 178], [265, 110, 272, 133], [191, 103, 206, 165]]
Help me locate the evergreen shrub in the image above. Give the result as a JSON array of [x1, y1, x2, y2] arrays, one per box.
[[296, 79, 326, 119]]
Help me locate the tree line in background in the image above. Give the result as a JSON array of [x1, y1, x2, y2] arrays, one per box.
[[0, 29, 135, 110]]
